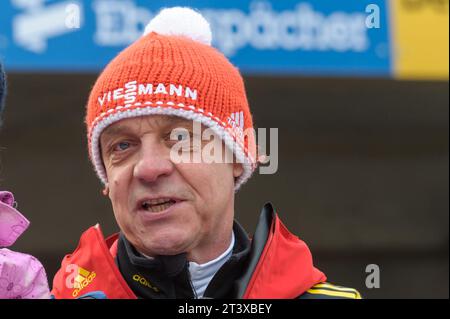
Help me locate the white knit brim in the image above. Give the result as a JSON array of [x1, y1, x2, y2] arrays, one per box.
[[89, 104, 256, 191]]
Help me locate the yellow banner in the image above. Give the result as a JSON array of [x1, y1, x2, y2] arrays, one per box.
[[391, 0, 449, 80]]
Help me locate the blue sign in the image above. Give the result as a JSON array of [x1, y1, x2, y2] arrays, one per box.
[[0, 0, 391, 76]]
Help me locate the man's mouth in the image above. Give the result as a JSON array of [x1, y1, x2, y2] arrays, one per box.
[[140, 198, 178, 213]]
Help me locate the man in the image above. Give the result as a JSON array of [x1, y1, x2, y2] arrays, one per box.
[[51, 7, 360, 299]]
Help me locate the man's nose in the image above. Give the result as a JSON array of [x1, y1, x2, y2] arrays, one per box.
[[133, 140, 174, 184]]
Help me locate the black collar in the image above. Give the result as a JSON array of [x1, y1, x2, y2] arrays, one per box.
[[116, 220, 252, 298]]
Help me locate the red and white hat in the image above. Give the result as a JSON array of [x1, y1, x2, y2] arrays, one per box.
[[86, 7, 257, 190]]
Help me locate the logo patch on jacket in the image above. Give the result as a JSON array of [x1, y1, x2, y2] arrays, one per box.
[[65, 264, 97, 297], [132, 274, 159, 293]]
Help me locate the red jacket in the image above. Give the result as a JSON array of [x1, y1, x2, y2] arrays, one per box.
[[52, 203, 329, 299]]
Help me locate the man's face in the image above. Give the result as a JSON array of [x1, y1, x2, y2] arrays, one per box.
[[100, 115, 243, 262]]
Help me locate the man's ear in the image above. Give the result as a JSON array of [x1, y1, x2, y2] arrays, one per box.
[[102, 184, 109, 196], [233, 163, 244, 178]]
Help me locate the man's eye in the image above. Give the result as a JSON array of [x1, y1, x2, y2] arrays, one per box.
[[114, 141, 131, 151], [171, 129, 190, 141]]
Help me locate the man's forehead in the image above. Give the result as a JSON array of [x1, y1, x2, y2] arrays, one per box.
[[102, 115, 193, 137]]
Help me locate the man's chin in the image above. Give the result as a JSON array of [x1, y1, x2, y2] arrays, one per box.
[[139, 237, 192, 256]]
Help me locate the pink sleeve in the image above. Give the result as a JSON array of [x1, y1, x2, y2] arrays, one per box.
[[0, 191, 51, 299], [0, 249, 51, 299]]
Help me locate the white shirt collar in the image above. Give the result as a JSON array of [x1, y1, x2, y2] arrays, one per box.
[[188, 231, 235, 298]]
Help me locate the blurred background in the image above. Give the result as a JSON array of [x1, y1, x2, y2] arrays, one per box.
[[0, 0, 448, 298]]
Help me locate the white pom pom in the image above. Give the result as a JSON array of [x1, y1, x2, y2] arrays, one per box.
[[143, 7, 212, 46]]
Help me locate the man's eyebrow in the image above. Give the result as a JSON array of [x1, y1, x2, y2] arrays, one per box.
[[152, 117, 196, 131], [101, 117, 196, 138], [164, 117, 194, 127], [102, 125, 133, 138]]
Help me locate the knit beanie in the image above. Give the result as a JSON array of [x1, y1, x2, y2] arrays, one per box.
[[86, 7, 257, 190], [0, 61, 6, 125]]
